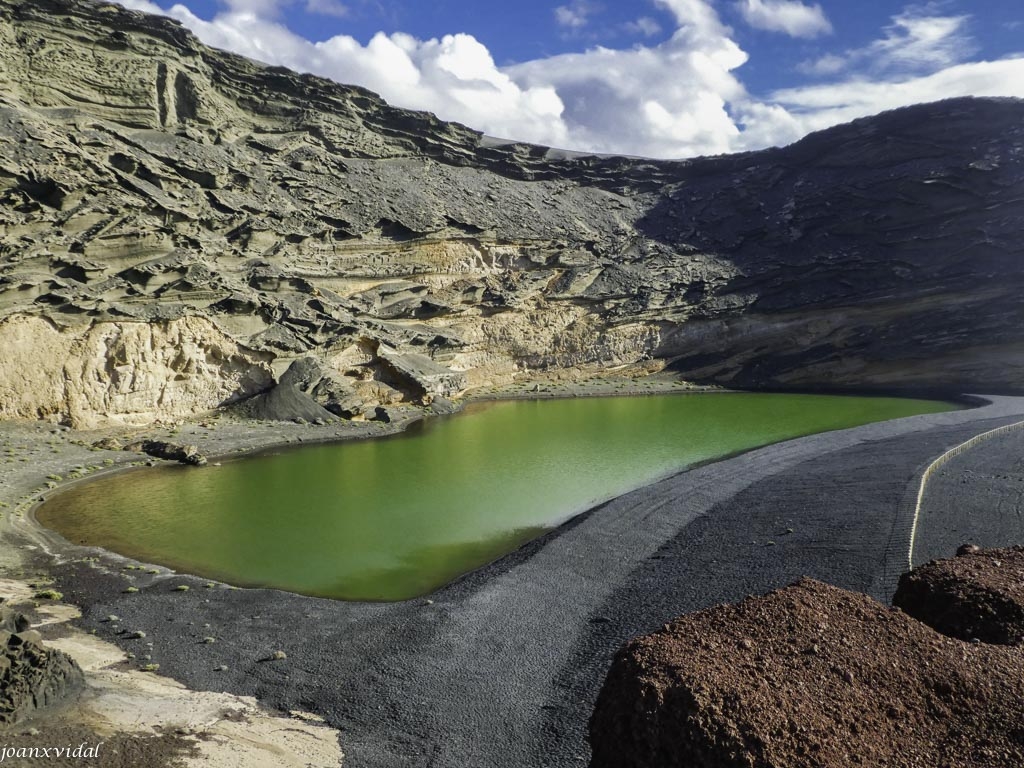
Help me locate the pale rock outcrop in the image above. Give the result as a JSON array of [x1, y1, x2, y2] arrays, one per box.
[[0, 314, 272, 427]]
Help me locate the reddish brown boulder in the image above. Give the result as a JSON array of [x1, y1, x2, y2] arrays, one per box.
[[590, 579, 1024, 768], [894, 545, 1024, 645]]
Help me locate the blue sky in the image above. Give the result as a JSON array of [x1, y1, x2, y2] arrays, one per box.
[[118, 0, 1024, 158]]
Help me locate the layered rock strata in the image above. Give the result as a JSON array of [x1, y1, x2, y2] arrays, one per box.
[[1, 0, 1023, 426]]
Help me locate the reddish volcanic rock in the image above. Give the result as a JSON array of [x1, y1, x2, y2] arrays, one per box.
[[589, 578, 1024, 768], [894, 545, 1024, 646]]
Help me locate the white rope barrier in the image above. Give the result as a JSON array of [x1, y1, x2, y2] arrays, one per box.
[[907, 419, 1024, 570]]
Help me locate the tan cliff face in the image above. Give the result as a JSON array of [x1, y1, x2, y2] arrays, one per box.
[[0, 315, 272, 428], [0, 0, 1022, 427]]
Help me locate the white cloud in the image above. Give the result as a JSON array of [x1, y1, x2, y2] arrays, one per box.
[[656, 0, 729, 37], [509, 0, 749, 157], [220, 0, 290, 17], [305, 0, 348, 18], [555, 2, 595, 30], [869, 8, 974, 71], [737, 0, 832, 38], [114, 0, 166, 12], [798, 53, 846, 76], [769, 58, 1024, 131], [624, 17, 663, 37], [133, 5, 570, 148], [801, 7, 974, 76], [110, 0, 1024, 160], [727, 57, 1024, 154]]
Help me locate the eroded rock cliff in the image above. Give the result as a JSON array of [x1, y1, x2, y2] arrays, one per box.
[[1, 0, 1022, 426], [0, 314, 271, 427]]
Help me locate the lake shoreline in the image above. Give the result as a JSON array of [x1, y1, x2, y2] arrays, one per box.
[[14, 374, 720, 561], [0, 382, 1005, 768], [27, 395, 1024, 768], [33, 389, 954, 601]]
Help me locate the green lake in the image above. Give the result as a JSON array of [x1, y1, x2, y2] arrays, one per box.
[[38, 393, 955, 601]]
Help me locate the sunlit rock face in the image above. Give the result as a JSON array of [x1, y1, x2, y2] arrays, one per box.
[[1, 0, 1022, 426]]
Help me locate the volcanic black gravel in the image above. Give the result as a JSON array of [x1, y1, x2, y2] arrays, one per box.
[[915, 427, 1024, 565], [44, 396, 1024, 768]]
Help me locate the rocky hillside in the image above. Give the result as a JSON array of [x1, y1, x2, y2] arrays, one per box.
[[1, 0, 1022, 427], [590, 574, 1024, 768]]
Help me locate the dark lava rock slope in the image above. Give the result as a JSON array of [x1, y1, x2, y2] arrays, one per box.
[[1, 0, 1022, 426]]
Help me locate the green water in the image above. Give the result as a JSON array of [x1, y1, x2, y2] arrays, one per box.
[[38, 393, 954, 601]]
